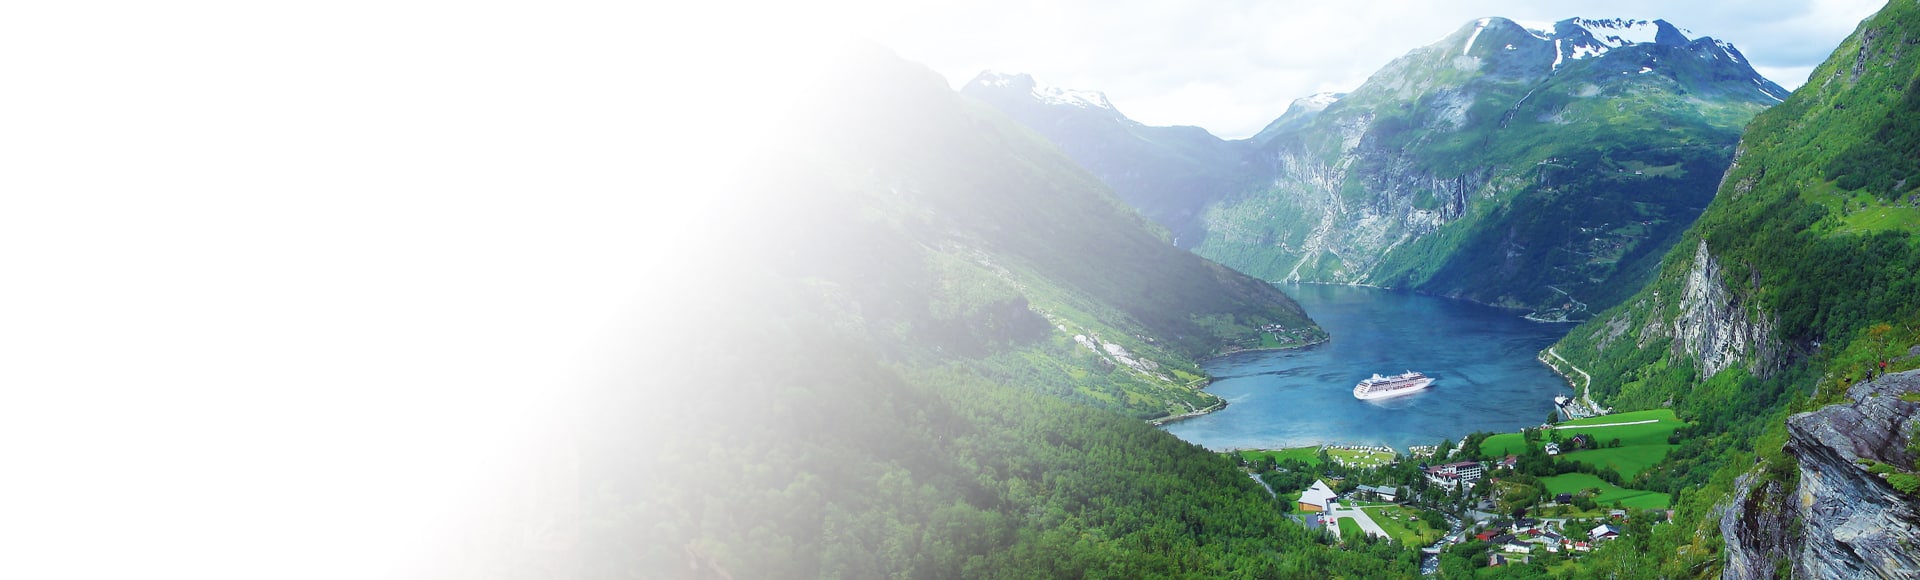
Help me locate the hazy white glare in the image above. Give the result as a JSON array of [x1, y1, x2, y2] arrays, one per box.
[[0, 1, 832, 578]]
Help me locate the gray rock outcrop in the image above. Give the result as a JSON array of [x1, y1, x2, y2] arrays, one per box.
[[1672, 240, 1782, 378], [1723, 370, 1920, 579]]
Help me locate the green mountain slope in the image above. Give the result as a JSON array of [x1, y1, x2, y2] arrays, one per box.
[[561, 46, 1411, 578], [960, 72, 1267, 248], [775, 58, 1322, 421], [1543, 2, 1920, 575], [1195, 17, 1783, 319]]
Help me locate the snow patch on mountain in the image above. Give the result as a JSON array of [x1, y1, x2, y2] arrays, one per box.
[[968, 71, 1113, 110], [1756, 79, 1788, 102], [976, 72, 1017, 88], [1463, 18, 1490, 55], [1034, 85, 1113, 109], [1715, 40, 1743, 63], [1570, 18, 1667, 48], [1567, 43, 1607, 61], [1301, 92, 1343, 108]]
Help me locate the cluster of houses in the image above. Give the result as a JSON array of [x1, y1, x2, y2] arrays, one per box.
[[1475, 519, 1626, 566]]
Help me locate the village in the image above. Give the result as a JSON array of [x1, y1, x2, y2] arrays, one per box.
[[1230, 408, 1686, 572]]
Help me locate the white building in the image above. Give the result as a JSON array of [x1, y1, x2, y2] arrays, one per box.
[[1298, 480, 1337, 513], [1423, 461, 1484, 489]]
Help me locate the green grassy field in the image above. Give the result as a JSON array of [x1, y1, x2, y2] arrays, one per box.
[[1336, 517, 1364, 540], [1479, 409, 1682, 477], [1363, 505, 1443, 546], [1556, 409, 1677, 427], [1556, 445, 1678, 478], [1235, 447, 1322, 467], [1539, 473, 1670, 509]]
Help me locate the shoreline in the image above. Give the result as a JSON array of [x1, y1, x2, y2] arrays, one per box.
[[1149, 397, 1226, 426], [1156, 334, 1330, 426], [1211, 334, 1330, 359]]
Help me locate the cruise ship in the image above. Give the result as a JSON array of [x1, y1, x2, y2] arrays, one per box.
[[1353, 371, 1434, 400]]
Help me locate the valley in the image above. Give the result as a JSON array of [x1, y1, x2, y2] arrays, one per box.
[[564, 4, 1920, 579], [973, 17, 1786, 321]]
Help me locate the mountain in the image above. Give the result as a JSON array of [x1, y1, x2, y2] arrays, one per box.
[[1542, 2, 1920, 575], [536, 46, 1410, 578], [1250, 92, 1346, 146], [725, 61, 1326, 423], [961, 72, 1266, 247], [1196, 16, 1788, 319], [972, 17, 1787, 320]]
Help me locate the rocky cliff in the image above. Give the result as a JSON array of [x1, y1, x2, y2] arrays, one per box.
[[1722, 370, 1920, 579], [1669, 240, 1782, 378]]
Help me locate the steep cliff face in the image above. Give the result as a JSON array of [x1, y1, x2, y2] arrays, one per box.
[[1671, 240, 1782, 378], [1718, 468, 1796, 579], [1723, 371, 1920, 579]]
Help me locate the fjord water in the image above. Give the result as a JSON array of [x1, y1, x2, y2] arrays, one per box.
[[1162, 284, 1576, 451]]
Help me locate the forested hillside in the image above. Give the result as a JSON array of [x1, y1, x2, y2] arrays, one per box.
[[549, 46, 1414, 578], [1546, 1, 1920, 575]]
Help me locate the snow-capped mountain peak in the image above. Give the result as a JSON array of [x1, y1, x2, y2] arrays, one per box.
[[968, 71, 1115, 110], [973, 71, 1027, 88], [1299, 92, 1343, 109], [1566, 18, 1669, 49], [1034, 85, 1114, 110]]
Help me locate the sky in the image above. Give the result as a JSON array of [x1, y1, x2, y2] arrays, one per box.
[[853, 0, 1888, 139]]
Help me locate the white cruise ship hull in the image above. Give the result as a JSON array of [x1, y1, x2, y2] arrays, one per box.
[[1353, 377, 1434, 400]]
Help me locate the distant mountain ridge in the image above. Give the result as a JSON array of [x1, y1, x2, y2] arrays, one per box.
[[970, 16, 1786, 319], [961, 72, 1266, 247]]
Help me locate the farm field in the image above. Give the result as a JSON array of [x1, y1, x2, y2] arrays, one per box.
[[1478, 409, 1683, 478], [1556, 444, 1678, 478], [1539, 473, 1671, 509]]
